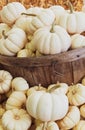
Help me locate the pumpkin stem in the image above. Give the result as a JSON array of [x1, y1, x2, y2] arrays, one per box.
[[72, 89, 76, 95], [42, 122, 47, 130], [21, 12, 37, 17], [50, 21, 56, 33], [38, 84, 42, 90], [2, 30, 8, 39], [14, 115, 20, 120], [47, 82, 61, 93], [67, 1, 74, 13]]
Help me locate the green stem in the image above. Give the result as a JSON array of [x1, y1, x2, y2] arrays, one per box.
[[67, 1, 74, 13], [2, 30, 8, 39], [21, 13, 36, 17], [47, 82, 61, 93], [38, 84, 42, 91]]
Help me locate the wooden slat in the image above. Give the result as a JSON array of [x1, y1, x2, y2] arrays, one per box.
[[0, 47, 85, 67], [51, 62, 73, 85]]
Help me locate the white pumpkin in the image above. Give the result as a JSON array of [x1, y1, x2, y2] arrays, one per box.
[[27, 8, 55, 34], [0, 27, 27, 56], [14, 7, 44, 34], [31, 25, 71, 54], [11, 77, 29, 92], [73, 120, 85, 130], [0, 2, 26, 25], [57, 106, 80, 129], [14, 15, 32, 33], [0, 70, 12, 94], [67, 83, 85, 106], [48, 82, 69, 95], [26, 85, 46, 97], [17, 48, 35, 57], [58, 3, 85, 34], [0, 23, 11, 39], [6, 91, 26, 110], [71, 34, 85, 49], [26, 7, 44, 15], [36, 121, 59, 130], [2, 108, 32, 130], [50, 5, 66, 24], [26, 91, 68, 121]]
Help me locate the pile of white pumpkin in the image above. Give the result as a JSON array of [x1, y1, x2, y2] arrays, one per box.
[[0, 69, 85, 130], [0, 2, 85, 57]]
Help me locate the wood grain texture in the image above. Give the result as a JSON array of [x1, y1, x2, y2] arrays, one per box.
[[0, 47, 85, 87]]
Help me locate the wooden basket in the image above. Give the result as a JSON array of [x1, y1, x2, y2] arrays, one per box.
[[0, 0, 84, 88], [0, 47, 85, 87]]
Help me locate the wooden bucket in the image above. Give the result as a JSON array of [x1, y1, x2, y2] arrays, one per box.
[[0, 47, 85, 87]]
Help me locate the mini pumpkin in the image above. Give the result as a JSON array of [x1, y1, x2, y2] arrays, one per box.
[[48, 82, 69, 95], [57, 106, 80, 129], [67, 83, 85, 106], [50, 5, 65, 24], [73, 120, 85, 130], [17, 48, 35, 57], [31, 25, 71, 54], [71, 34, 85, 49], [0, 70, 12, 94], [14, 15, 32, 33], [2, 108, 32, 130], [26, 91, 68, 121], [26, 85, 46, 97], [58, 2, 85, 34], [6, 91, 26, 110], [26, 6, 44, 15], [15, 7, 44, 33], [11, 77, 29, 92], [0, 2, 26, 25], [36, 121, 59, 130], [27, 8, 55, 34], [0, 27, 27, 56]]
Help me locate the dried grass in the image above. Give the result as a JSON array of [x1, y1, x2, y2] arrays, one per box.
[[0, 0, 83, 10]]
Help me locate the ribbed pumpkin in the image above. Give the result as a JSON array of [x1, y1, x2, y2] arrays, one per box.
[[0, 2, 26, 25], [0, 27, 27, 56], [31, 25, 71, 54], [26, 91, 68, 121], [2, 109, 32, 130]]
